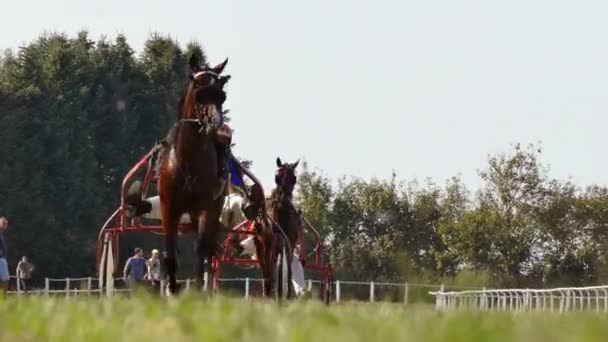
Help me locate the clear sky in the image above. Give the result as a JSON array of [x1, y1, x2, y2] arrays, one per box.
[[2, 0, 608, 192]]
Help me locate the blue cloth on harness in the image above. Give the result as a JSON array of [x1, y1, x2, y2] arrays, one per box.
[[227, 158, 244, 188]]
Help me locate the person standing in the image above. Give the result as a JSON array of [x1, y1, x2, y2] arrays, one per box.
[[16, 256, 35, 292], [0, 217, 9, 296], [123, 248, 146, 289], [147, 249, 161, 289]]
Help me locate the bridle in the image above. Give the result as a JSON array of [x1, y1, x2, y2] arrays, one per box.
[[192, 69, 221, 84], [179, 69, 228, 134], [275, 166, 297, 195]]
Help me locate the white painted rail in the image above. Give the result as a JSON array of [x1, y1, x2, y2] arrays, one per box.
[[430, 285, 608, 312], [8, 275, 487, 303]]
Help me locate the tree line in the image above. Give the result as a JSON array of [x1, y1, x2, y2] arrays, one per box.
[[0, 31, 207, 277], [1, 32, 607, 288], [297, 144, 608, 288]]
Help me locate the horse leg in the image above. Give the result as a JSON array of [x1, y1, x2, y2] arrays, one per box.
[[163, 216, 179, 295], [208, 201, 224, 294], [196, 204, 222, 293], [253, 236, 271, 298], [182, 209, 204, 291], [195, 210, 207, 291], [160, 187, 180, 295], [257, 223, 277, 298]]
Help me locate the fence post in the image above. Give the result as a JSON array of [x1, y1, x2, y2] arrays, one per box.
[[186, 279, 191, 291], [308, 279, 312, 292], [66, 278, 70, 298], [335, 281, 341, 302], [16, 276, 21, 296], [404, 282, 409, 305], [245, 278, 250, 300], [440, 284, 445, 310], [370, 281, 375, 302], [87, 277, 92, 296], [44, 278, 50, 297]]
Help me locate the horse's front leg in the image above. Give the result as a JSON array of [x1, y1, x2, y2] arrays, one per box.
[[162, 214, 179, 295], [196, 205, 222, 293], [254, 235, 272, 298], [255, 222, 276, 298], [194, 210, 207, 292]]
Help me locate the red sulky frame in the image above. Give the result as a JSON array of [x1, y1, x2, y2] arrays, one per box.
[[96, 150, 334, 301]]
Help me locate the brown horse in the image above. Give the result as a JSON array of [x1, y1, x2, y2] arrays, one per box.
[[267, 157, 301, 298], [225, 160, 279, 298], [158, 54, 230, 294], [225, 158, 299, 299]]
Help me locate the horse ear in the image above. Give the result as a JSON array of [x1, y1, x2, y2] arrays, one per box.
[[211, 58, 228, 74], [219, 75, 231, 86], [276, 157, 283, 168], [189, 54, 200, 72], [292, 159, 300, 169]]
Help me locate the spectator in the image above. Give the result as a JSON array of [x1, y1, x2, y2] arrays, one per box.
[[123, 248, 146, 289], [0, 217, 8, 296], [147, 249, 161, 288], [15, 256, 35, 292]]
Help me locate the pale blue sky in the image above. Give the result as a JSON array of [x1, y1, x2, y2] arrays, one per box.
[[3, 0, 608, 192]]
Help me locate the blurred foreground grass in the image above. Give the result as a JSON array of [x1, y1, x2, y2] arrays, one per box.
[[1, 293, 608, 342]]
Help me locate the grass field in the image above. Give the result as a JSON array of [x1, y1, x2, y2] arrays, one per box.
[[1, 293, 608, 342]]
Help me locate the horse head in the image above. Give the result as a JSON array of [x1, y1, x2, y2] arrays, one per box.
[[274, 157, 299, 195], [180, 54, 231, 135]]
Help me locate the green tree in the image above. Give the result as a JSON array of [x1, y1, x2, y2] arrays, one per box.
[[0, 31, 210, 278], [433, 177, 470, 276], [440, 144, 548, 286], [325, 175, 409, 281], [295, 162, 333, 235]]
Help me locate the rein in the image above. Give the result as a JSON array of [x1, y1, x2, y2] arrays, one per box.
[[179, 117, 208, 133]]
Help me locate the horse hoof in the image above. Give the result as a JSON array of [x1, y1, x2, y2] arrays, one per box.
[[165, 283, 182, 297]]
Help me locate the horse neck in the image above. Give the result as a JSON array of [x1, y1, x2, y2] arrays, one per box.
[[175, 123, 211, 160], [270, 187, 293, 208], [269, 187, 297, 240], [175, 102, 215, 160]]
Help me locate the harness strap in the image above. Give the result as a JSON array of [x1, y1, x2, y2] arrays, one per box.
[[179, 118, 206, 133]]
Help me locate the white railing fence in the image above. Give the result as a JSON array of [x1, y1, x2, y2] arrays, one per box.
[[12, 275, 608, 311], [430, 285, 608, 313], [6, 276, 481, 303]]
